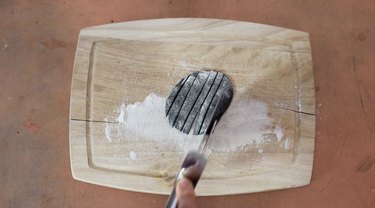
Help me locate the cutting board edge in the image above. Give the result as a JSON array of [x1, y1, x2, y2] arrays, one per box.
[[69, 18, 316, 195]]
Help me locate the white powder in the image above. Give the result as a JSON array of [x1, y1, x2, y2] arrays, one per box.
[[105, 93, 203, 153], [274, 125, 284, 142], [104, 119, 112, 142], [177, 59, 190, 70], [284, 137, 291, 150], [129, 151, 137, 160], [116, 104, 126, 124], [104, 93, 282, 154], [211, 99, 273, 151]]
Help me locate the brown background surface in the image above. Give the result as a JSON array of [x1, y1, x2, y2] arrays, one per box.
[[1, 0, 374, 207]]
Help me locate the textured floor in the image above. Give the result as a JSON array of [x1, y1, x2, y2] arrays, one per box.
[[1, 1, 374, 207]]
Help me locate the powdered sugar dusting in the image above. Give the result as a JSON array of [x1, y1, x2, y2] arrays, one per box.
[[211, 99, 273, 151], [129, 151, 137, 160], [284, 137, 291, 150], [104, 93, 287, 157], [116, 104, 126, 124], [274, 125, 284, 142], [105, 93, 203, 153], [104, 119, 112, 142]]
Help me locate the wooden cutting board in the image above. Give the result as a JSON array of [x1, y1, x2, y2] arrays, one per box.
[[69, 18, 315, 196]]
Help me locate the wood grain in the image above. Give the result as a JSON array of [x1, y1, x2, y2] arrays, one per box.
[[69, 18, 315, 196]]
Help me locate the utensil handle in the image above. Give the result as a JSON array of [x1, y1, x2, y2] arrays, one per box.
[[165, 188, 178, 208], [165, 151, 207, 208]]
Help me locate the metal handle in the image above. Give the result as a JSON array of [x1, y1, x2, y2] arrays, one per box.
[[165, 151, 207, 208]]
